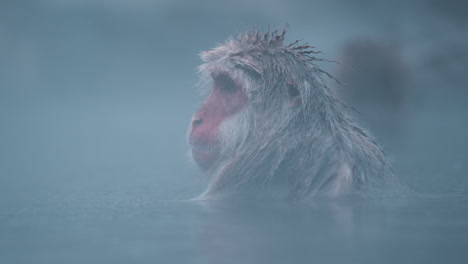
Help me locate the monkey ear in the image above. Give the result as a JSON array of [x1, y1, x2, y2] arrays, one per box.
[[287, 83, 302, 107]]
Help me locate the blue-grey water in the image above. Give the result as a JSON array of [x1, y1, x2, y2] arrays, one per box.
[[2, 193, 468, 264], [1, 1, 468, 263]]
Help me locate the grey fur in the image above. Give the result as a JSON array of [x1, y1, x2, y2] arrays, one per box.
[[191, 27, 406, 200]]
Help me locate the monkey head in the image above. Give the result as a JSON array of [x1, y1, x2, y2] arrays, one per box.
[[188, 28, 312, 169]]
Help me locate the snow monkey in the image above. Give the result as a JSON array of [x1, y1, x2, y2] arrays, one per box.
[[188, 27, 404, 200]]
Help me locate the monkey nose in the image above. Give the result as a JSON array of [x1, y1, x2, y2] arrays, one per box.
[[192, 118, 203, 127]]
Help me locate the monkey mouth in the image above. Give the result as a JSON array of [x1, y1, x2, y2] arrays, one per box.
[[190, 143, 220, 170]]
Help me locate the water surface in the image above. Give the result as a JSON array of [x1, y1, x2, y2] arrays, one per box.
[[1, 193, 467, 264]]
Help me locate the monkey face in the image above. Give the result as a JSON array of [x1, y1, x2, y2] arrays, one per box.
[[189, 72, 248, 170]]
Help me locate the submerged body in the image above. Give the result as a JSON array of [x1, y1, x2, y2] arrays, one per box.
[[188, 28, 405, 199]]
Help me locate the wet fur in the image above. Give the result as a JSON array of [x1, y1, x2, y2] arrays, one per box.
[[192, 28, 405, 200]]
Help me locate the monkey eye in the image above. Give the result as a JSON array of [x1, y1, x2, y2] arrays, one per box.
[[287, 83, 300, 97], [215, 74, 238, 94]]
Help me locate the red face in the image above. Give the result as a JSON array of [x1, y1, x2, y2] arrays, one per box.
[[189, 72, 248, 170]]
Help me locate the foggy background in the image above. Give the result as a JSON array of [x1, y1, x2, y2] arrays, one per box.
[[1, 0, 467, 263]]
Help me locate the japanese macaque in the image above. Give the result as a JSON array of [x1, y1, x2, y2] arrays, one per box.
[[188, 28, 404, 200]]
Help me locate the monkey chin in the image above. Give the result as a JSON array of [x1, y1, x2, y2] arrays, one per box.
[[191, 144, 220, 171]]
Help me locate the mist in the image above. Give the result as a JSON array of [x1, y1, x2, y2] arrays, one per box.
[[1, 0, 467, 263]]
